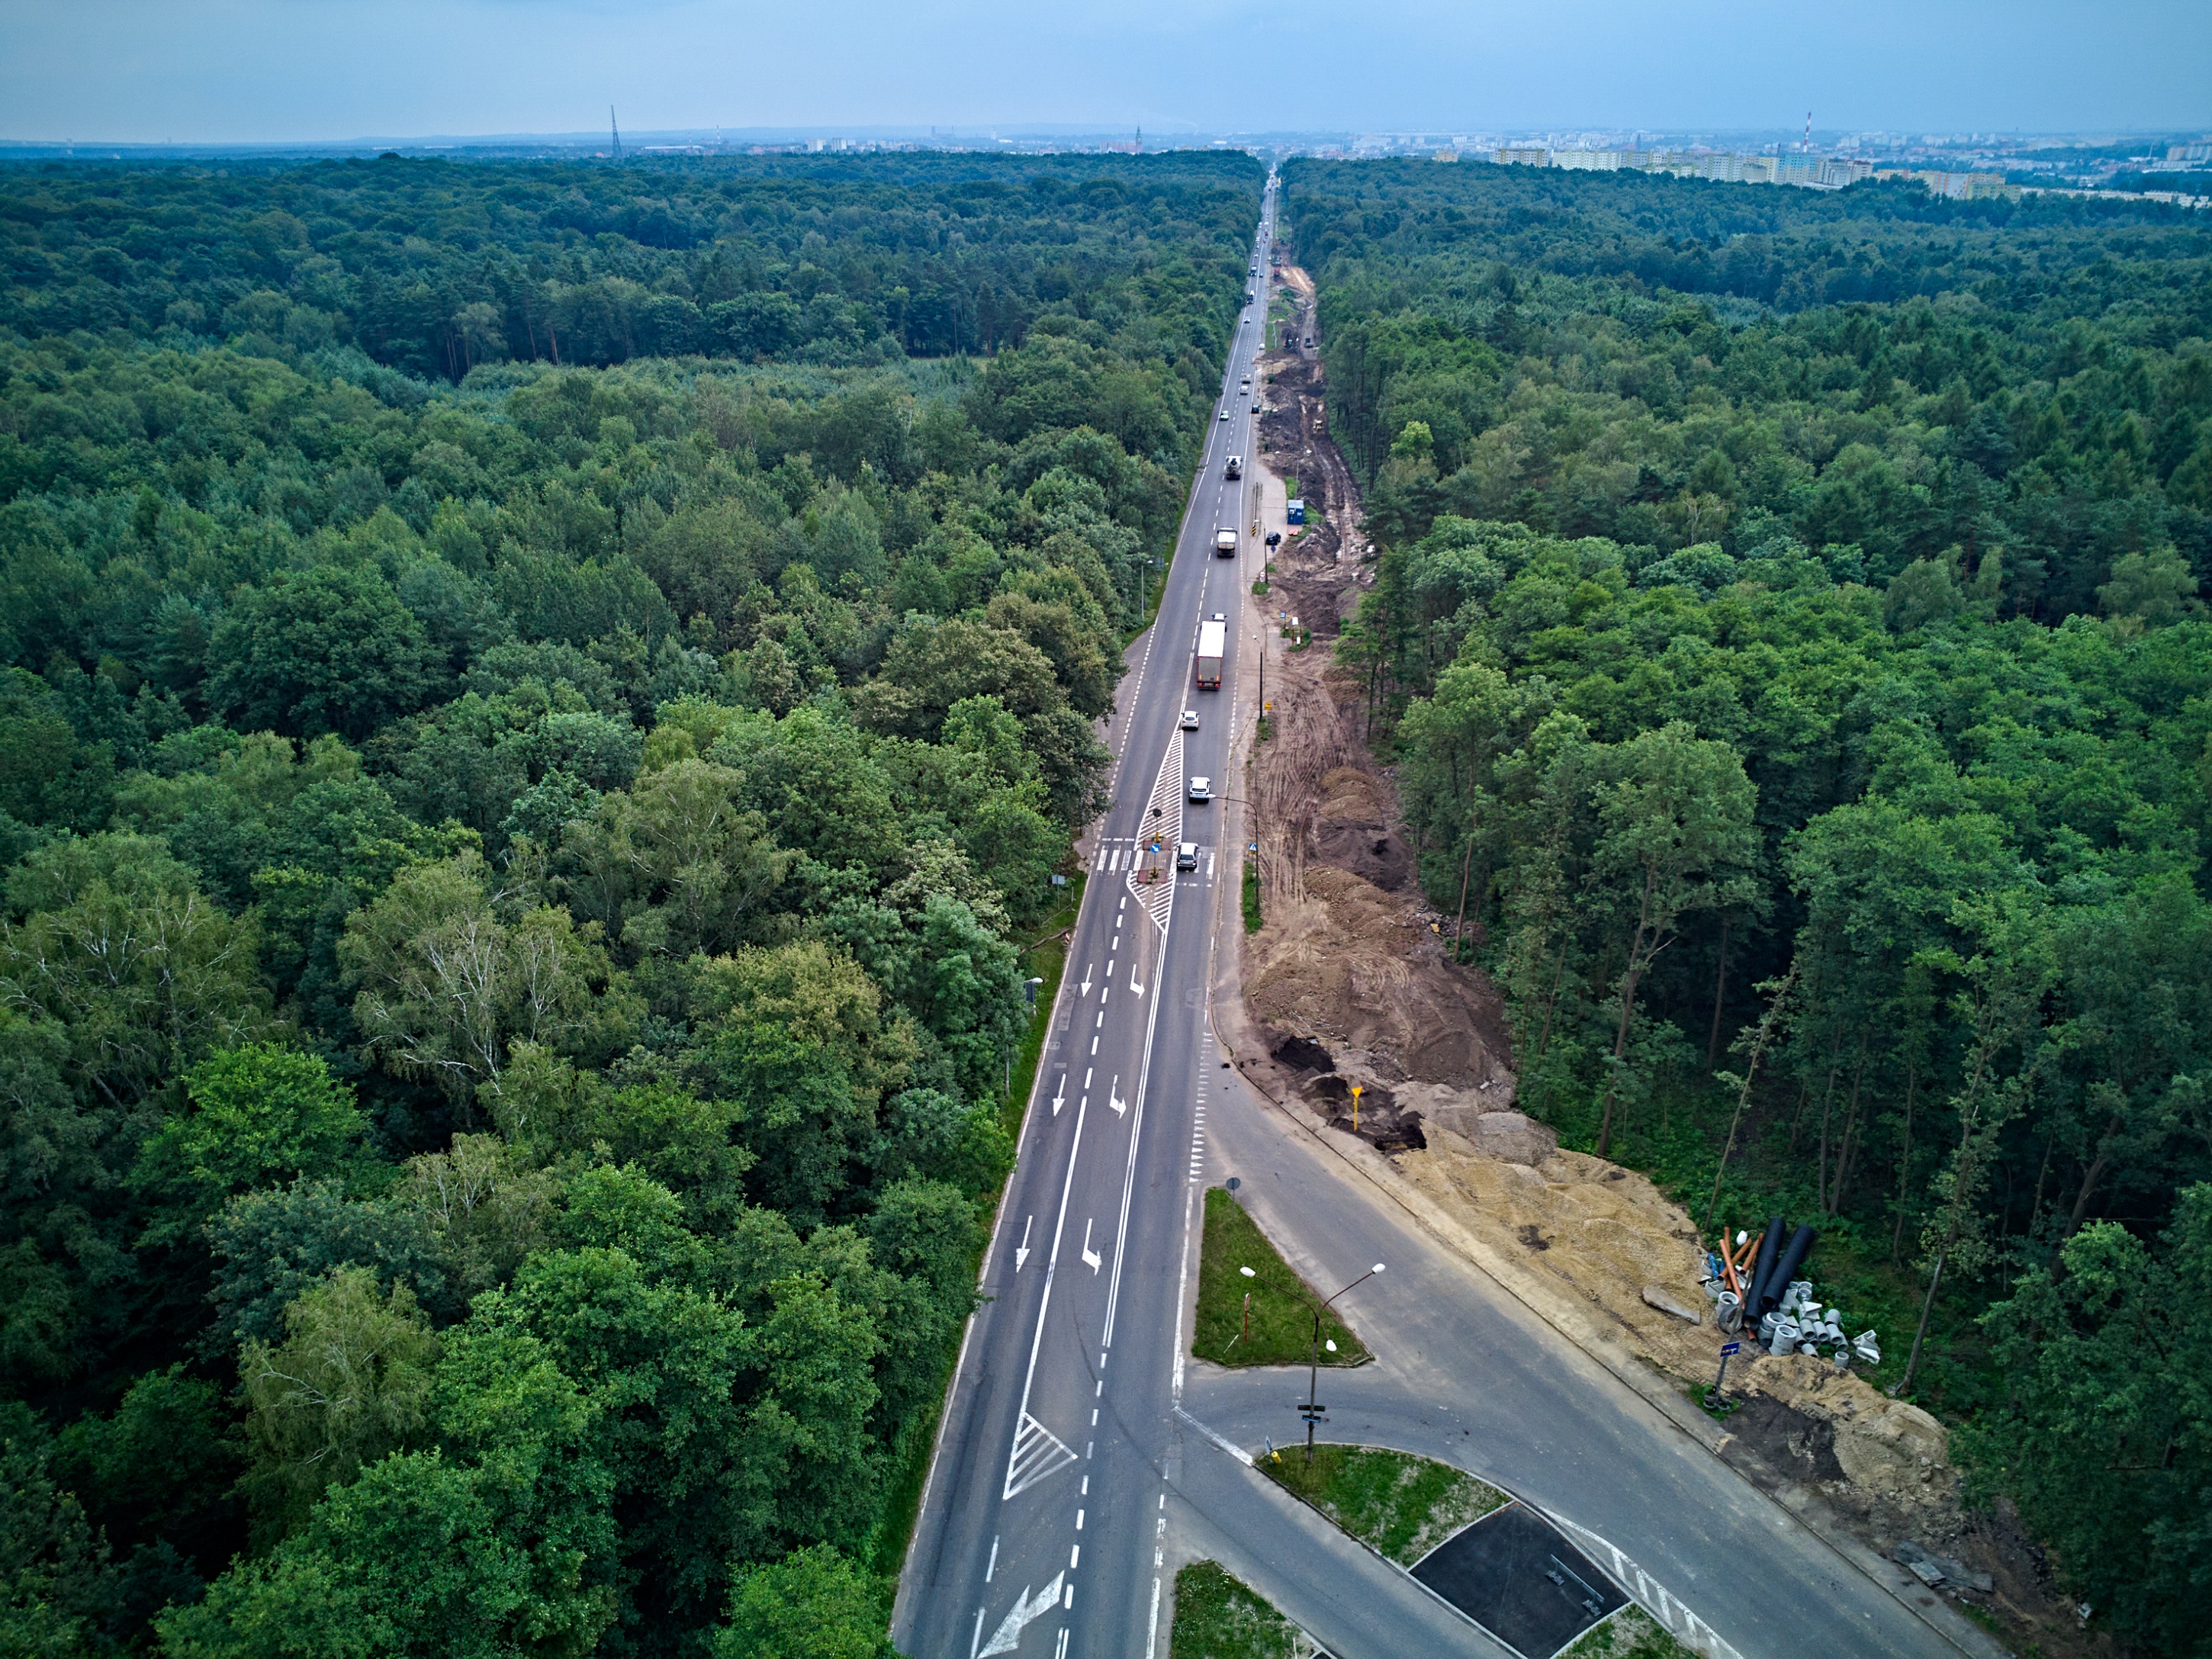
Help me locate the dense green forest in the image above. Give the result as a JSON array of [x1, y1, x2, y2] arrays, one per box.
[[1285, 157, 2212, 1653], [0, 149, 1263, 1656]]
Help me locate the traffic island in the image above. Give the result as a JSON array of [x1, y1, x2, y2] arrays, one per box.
[[1411, 1502, 1627, 1659], [1256, 1442, 1506, 1564], [1193, 1186, 1370, 1367], [1254, 1442, 1651, 1659], [1169, 1561, 1307, 1659], [1560, 1604, 1698, 1658]]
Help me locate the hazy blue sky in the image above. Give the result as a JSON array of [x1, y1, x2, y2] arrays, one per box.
[[2, 0, 2206, 145]]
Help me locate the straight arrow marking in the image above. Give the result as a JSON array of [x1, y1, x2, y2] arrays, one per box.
[[1014, 1215, 1033, 1272], [1082, 1220, 1102, 1275]]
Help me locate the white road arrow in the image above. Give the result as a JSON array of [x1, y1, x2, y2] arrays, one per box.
[[1079, 965, 1095, 997], [1050, 1073, 1066, 1116], [1081, 1220, 1102, 1275], [1108, 1077, 1127, 1119], [977, 1574, 1066, 1656], [1014, 1215, 1033, 1273]]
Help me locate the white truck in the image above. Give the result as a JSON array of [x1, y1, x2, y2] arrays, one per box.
[[1195, 618, 1226, 689], [1214, 528, 1238, 556]]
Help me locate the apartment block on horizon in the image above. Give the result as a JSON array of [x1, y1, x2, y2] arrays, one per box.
[[1875, 168, 2022, 201]]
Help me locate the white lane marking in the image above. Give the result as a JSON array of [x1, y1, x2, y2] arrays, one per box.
[[1081, 1220, 1102, 1275], [1014, 1216, 1033, 1271], [1001, 1056, 1099, 1500], [1545, 1516, 1747, 1659], [986, 1535, 998, 1581], [1172, 1405, 1255, 1466]]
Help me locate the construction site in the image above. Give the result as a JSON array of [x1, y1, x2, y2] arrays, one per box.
[[1220, 259, 2110, 1658]]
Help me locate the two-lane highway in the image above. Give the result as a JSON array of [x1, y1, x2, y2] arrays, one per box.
[[894, 182, 1281, 1659]]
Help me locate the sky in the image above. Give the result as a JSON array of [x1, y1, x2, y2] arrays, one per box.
[[2, 0, 2207, 146]]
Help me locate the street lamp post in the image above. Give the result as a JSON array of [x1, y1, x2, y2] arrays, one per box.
[[1299, 1263, 1384, 1463]]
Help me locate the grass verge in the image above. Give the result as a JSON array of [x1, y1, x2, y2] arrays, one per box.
[[1242, 857, 1262, 933], [1169, 1561, 1302, 1659], [1193, 1186, 1370, 1367], [1258, 1442, 1506, 1565], [1561, 1605, 1696, 1657]]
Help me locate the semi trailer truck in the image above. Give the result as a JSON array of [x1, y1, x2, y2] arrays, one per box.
[[1195, 618, 1225, 689]]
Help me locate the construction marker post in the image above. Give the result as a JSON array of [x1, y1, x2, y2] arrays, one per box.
[[1350, 1082, 1362, 1133]]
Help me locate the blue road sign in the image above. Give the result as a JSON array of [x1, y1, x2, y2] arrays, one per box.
[[1720, 1342, 1741, 1355]]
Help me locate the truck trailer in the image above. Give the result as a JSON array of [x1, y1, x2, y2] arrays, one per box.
[[1195, 618, 1226, 689]]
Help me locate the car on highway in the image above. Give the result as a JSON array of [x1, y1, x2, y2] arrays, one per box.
[[1219, 408, 1230, 421], [1187, 776, 1211, 802], [1250, 400, 1260, 413], [1179, 709, 1199, 730], [1176, 841, 1198, 871]]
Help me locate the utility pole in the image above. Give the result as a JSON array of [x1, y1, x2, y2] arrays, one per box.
[[610, 106, 622, 159]]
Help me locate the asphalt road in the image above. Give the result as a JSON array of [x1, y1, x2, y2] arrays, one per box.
[[1177, 1085, 1967, 1659], [893, 182, 1284, 1659], [896, 177, 1971, 1659]]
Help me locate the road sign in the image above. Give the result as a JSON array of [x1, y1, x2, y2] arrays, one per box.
[[1720, 1341, 1741, 1355]]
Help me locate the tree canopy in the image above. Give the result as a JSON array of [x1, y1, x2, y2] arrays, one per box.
[[1289, 156, 2212, 1654], [0, 146, 1264, 1655]]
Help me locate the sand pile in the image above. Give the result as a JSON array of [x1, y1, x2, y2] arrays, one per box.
[[1245, 866, 1511, 1089], [1398, 1124, 1962, 1526]]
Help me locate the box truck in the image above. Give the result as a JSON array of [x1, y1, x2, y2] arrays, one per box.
[[1214, 529, 1238, 556], [1195, 618, 1226, 689]]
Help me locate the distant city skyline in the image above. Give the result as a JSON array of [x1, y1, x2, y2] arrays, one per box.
[[2, 0, 2207, 148]]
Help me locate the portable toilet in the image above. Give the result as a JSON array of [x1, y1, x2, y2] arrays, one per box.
[[1287, 498, 1305, 524]]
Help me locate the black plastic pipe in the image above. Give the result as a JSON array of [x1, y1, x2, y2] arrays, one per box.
[[1755, 1224, 1818, 1322], [1744, 1215, 1786, 1324]]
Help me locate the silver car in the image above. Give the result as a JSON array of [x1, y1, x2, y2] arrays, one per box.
[[1188, 776, 1212, 803], [1180, 709, 1199, 731]]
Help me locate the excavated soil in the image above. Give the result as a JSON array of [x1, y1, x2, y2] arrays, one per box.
[[1245, 275, 1509, 1119]]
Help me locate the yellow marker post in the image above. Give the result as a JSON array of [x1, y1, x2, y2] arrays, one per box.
[[1350, 1082, 1362, 1133]]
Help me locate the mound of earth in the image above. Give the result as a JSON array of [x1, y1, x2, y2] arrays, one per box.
[[1399, 1126, 1967, 1537], [1311, 766, 1413, 891], [1246, 864, 1511, 1090]]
